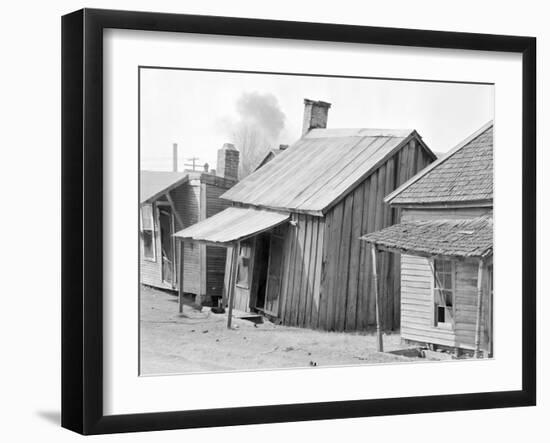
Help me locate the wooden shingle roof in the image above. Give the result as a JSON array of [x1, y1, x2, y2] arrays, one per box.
[[386, 121, 493, 206], [222, 128, 434, 215], [361, 216, 493, 259]]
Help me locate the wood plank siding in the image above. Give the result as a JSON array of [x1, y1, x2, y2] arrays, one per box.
[[140, 174, 235, 299], [276, 138, 433, 331], [204, 181, 233, 299], [140, 182, 200, 293], [400, 208, 492, 351]]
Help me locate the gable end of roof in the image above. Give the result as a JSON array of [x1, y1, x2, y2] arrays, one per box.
[[384, 121, 493, 206]]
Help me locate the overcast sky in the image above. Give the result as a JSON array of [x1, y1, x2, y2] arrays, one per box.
[[140, 68, 494, 171]]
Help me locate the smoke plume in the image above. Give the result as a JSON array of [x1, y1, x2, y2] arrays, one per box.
[[235, 92, 286, 140], [224, 92, 286, 178]]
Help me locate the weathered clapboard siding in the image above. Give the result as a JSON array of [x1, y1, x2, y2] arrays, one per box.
[[275, 137, 433, 331], [140, 182, 201, 293], [141, 173, 235, 298], [399, 206, 493, 347], [400, 246, 490, 351], [400, 254, 455, 347], [384, 123, 494, 352], [401, 207, 492, 222], [140, 210, 174, 290]]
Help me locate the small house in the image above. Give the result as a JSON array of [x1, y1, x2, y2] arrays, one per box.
[[361, 122, 493, 356], [140, 144, 239, 304], [174, 99, 436, 331]]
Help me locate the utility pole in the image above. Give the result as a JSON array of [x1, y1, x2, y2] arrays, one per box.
[[184, 157, 201, 171]]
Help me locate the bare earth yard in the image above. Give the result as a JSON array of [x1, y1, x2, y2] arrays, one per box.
[[140, 285, 443, 375]]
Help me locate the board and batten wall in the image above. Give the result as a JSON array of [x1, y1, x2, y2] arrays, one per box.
[[280, 138, 434, 331], [399, 207, 493, 351], [279, 214, 325, 328], [203, 178, 234, 300]]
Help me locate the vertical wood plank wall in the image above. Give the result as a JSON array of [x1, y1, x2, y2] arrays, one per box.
[[170, 180, 201, 294], [204, 180, 234, 299], [279, 139, 433, 331], [279, 214, 325, 328]]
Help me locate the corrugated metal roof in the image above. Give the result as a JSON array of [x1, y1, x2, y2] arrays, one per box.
[[222, 128, 432, 214], [386, 121, 493, 206], [361, 216, 493, 259], [140, 171, 189, 204], [173, 207, 290, 244]]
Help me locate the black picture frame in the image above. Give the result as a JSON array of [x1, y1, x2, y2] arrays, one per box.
[[61, 8, 536, 435]]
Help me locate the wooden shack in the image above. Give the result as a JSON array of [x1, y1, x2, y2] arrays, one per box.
[[174, 99, 436, 331], [361, 121, 493, 356], [140, 143, 238, 304]]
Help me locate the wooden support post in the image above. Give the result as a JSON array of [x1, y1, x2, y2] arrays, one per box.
[[474, 259, 485, 358], [178, 240, 185, 313], [227, 244, 239, 329], [198, 183, 207, 305], [371, 245, 383, 352]]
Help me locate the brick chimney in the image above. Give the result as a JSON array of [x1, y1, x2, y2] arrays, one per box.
[[302, 99, 331, 135], [216, 143, 240, 181]]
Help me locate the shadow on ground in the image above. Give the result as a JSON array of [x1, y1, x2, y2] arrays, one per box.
[[36, 410, 60, 426]]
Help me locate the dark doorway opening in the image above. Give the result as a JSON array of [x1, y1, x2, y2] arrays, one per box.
[[159, 207, 175, 287], [253, 233, 271, 311], [253, 224, 287, 316]]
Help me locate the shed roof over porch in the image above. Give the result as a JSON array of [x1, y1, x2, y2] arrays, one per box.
[[360, 216, 493, 260], [173, 206, 290, 246]]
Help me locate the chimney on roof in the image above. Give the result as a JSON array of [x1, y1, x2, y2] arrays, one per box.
[[302, 99, 331, 135], [172, 143, 178, 172], [217, 143, 240, 181], [279, 144, 289, 151]]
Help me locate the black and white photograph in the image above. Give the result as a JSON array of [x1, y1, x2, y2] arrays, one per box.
[[139, 68, 494, 375], [1, 0, 543, 439]]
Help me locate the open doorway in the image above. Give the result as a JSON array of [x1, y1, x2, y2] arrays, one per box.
[[158, 207, 175, 288], [253, 224, 287, 316], [252, 233, 271, 312]]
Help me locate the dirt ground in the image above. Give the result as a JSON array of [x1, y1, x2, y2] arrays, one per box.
[[140, 285, 445, 375]]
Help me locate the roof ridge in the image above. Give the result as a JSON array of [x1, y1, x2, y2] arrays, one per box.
[[384, 120, 493, 204], [304, 127, 416, 139]]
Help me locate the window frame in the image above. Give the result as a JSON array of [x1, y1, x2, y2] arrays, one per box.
[[140, 203, 156, 262], [431, 258, 456, 329]]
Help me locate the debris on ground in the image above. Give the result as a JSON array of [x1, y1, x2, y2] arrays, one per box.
[[140, 285, 452, 375]]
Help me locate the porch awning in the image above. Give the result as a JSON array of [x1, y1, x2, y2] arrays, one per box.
[[173, 207, 290, 245], [360, 216, 493, 259]]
